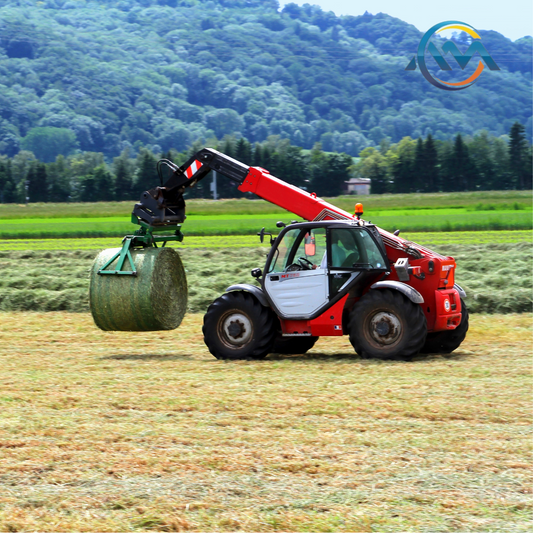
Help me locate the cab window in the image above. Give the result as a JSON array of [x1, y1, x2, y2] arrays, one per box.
[[268, 227, 327, 272], [329, 228, 386, 269]]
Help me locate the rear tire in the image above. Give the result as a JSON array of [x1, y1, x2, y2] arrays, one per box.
[[271, 335, 318, 354], [348, 289, 427, 360], [203, 291, 276, 360], [420, 299, 469, 354]]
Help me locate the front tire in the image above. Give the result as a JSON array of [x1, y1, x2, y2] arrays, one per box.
[[420, 299, 469, 354], [203, 291, 276, 360], [348, 289, 427, 360], [271, 335, 318, 355]]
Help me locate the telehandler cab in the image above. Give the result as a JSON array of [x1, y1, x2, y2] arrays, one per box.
[[96, 147, 468, 360]]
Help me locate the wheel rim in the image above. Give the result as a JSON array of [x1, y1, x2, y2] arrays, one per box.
[[367, 311, 402, 346], [219, 311, 253, 349]]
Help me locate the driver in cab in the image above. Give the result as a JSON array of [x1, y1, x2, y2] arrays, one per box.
[[318, 230, 359, 269]]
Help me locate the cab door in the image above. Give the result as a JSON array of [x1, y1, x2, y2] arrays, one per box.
[[263, 227, 329, 319], [327, 226, 389, 298]]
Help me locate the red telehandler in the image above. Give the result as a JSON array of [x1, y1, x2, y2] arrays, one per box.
[[127, 148, 468, 360]]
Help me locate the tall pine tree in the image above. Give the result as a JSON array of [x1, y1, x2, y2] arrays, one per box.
[[423, 134, 439, 192], [2, 160, 17, 203], [114, 157, 132, 201], [509, 122, 532, 190], [235, 138, 252, 165], [47, 155, 71, 202], [447, 134, 475, 191], [0, 159, 7, 202], [413, 137, 425, 192], [26, 162, 48, 202], [133, 149, 158, 197]]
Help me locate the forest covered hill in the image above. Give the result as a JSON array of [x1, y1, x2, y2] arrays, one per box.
[[0, 0, 531, 161]]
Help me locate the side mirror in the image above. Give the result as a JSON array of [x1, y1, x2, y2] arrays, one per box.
[[304, 232, 316, 256], [251, 268, 262, 279], [257, 227, 274, 245]]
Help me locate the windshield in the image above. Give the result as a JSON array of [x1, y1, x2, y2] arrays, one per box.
[[269, 227, 327, 272]]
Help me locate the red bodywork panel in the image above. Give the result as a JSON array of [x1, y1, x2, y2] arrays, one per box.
[[238, 166, 461, 334], [239, 167, 351, 222], [280, 295, 348, 337]]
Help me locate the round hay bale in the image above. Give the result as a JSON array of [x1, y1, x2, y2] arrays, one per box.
[[89, 247, 187, 331]]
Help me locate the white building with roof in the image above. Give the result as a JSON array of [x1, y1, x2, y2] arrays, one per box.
[[344, 177, 371, 195]]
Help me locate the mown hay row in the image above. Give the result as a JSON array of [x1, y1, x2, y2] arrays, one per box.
[[0, 244, 531, 314]]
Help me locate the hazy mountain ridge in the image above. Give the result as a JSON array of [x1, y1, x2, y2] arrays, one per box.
[[0, 0, 531, 160]]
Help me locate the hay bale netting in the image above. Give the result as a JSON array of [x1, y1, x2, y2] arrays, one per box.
[[89, 247, 187, 331]]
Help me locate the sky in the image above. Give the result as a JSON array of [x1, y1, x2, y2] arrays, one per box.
[[280, 0, 533, 41]]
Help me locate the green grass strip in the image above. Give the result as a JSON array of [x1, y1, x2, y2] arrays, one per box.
[[0, 211, 531, 239]]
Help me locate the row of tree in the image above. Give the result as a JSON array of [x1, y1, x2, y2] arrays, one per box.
[[358, 122, 532, 193], [0, 136, 353, 203], [0, 122, 530, 203]]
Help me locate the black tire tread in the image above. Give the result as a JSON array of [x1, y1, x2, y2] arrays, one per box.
[[203, 291, 276, 360], [348, 289, 427, 360]]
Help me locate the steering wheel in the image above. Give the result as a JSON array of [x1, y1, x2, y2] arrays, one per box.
[[297, 257, 314, 270], [285, 263, 301, 272]]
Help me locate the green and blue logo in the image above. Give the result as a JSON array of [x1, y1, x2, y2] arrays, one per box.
[[406, 21, 500, 91]]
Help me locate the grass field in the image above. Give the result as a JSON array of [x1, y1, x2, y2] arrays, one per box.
[[1, 194, 531, 531], [0, 311, 531, 532], [1, 191, 531, 239], [1, 191, 531, 219], [0, 235, 267, 252], [0, 237, 531, 315], [0, 230, 530, 252], [1, 211, 531, 239]]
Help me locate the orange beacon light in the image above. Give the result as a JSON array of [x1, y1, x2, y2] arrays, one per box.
[[354, 203, 364, 219]]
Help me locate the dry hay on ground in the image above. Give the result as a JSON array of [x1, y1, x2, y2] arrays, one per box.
[[0, 312, 531, 532]]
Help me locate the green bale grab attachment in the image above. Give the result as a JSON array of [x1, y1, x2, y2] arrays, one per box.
[[89, 216, 188, 332]]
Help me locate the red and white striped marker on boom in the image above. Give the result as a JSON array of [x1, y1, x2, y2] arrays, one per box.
[[185, 160, 203, 179]]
